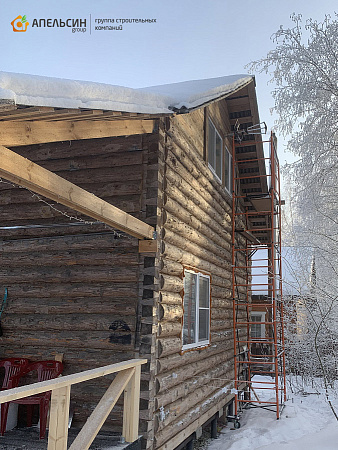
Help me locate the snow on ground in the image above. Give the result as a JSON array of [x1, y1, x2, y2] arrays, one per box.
[[208, 376, 338, 450]]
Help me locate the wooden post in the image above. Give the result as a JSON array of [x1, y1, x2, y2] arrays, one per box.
[[123, 365, 142, 442], [69, 368, 134, 450], [47, 386, 71, 450]]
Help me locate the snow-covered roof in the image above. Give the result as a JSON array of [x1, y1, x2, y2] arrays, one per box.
[[0, 72, 253, 115]]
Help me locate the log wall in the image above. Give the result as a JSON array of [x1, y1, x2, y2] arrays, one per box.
[[154, 104, 247, 449], [0, 132, 159, 431]]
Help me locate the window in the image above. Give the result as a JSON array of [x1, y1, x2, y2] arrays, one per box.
[[250, 313, 266, 339], [208, 119, 223, 182], [207, 117, 232, 194], [182, 269, 211, 351]]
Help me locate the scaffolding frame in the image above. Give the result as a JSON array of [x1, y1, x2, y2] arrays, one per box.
[[231, 131, 287, 419]]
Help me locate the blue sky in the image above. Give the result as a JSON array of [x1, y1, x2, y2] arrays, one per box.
[[1, 0, 337, 165]]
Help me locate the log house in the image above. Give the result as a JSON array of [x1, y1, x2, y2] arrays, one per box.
[[0, 72, 268, 449]]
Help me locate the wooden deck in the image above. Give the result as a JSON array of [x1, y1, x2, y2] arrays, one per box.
[[0, 428, 142, 449]]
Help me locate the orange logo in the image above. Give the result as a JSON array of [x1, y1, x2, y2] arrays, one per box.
[[11, 15, 29, 32]]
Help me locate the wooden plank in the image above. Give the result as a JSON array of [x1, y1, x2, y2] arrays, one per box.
[[123, 365, 141, 442], [0, 106, 54, 119], [47, 385, 71, 450], [69, 368, 135, 450], [0, 359, 147, 403], [0, 119, 154, 146], [0, 146, 154, 239], [139, 239, 157, 253]]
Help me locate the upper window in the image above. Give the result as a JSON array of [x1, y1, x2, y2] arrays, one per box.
[[182, 269, 211, 351], [208, 119, 223, 182], [207, 118, 232, 194]]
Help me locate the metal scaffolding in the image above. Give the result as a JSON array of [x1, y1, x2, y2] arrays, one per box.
[[231, 131, 287, 419]]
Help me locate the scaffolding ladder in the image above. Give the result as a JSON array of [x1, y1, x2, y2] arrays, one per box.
[[231, 131, 286, 419]]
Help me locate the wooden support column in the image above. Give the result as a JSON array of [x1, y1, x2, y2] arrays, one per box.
[[47, 386, 71, 450], [69, 368, 135, 450], [123, 365, 142, 443], [0, 145, 154, 239]]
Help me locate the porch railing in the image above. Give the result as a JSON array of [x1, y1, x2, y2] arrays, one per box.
[[0, 358, 147, 450]]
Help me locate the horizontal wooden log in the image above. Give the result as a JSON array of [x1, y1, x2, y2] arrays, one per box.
[[210, 310, 233, 321], [172, 111, 204, 155], [164, 169, 232, 235], [0, 145, 153, 238], [2, 283, 138, 299], [3, 298, 137, 321], [160, 274, 183, 293], [211, 319, 233, 332], [28, 149, 144, 173], [155, 365, 234, 432], [0, 195, 142, 224], [7, 134, 145, 162], [159, 304, 183, 322], [155, 361, 233, 410], [0, 233, 136, 253], [159, 291, 182, 306], [162, 220, 231, 263], [46, 164, 143, 185], [0, 330, 136, 351], [0, 266, 138, 284], [159, 258, 183, 277], [161, 232, 231, 280], [2, 314, 136, 332], [163, 201, 232, 251], [156, 337, 233, 374], [155, 351, 233, 395], [0, 224, 109, 240], [156, 385, 218, 433], [211, 297, 233, 308], [0, 119, 155, 146], [164, 157, 232, 226], [1, 250, 137, 267], [157, 337, 182, 359], [158, 322, 182, 338], [167, 127, 233, 215], [161, 234, 235, 275], [156, 390, 234, 449]]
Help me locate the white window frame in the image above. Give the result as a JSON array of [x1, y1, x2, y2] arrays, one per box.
[[208, 118, 223, 183], [224, 146, 232, 195], [250, 312, 266, 339], [182, 269, 211, 351]]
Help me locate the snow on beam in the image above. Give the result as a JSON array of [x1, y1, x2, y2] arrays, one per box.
[[0, 145, 155, 240], [0, 119, 155, 146]]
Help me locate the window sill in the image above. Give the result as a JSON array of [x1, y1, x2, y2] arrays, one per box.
[[181, 340, 210, 354]]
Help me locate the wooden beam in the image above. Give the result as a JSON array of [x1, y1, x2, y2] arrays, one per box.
[[69, 369, 135, 450], [0, 119, 155, 146], [139, 239, 158, 253], [0, 146, 154, 239]]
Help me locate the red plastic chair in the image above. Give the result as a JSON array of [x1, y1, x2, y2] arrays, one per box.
[[1, 360, 63, 439], [0, 358, 30, 434]]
